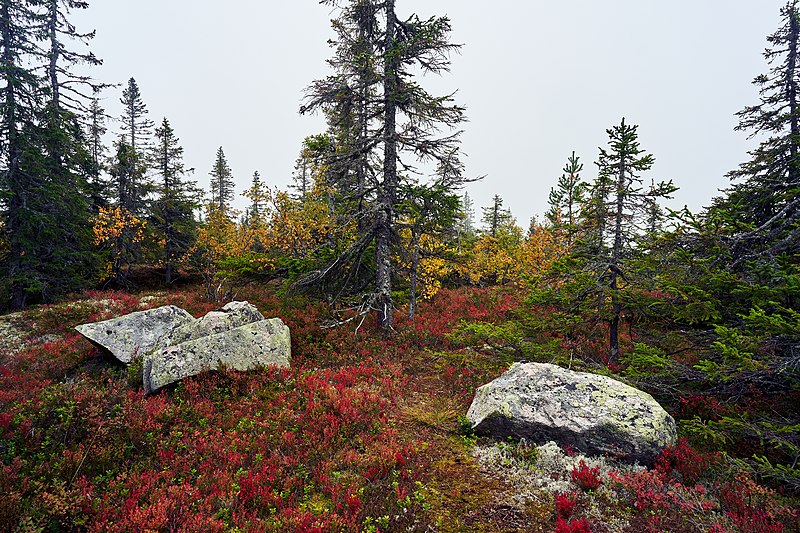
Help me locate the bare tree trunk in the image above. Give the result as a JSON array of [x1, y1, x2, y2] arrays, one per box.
[[609, 157, 627, 363], [47, 0, 60, 109], [788, 7, 799, 189], [376, 0, 398, 331]]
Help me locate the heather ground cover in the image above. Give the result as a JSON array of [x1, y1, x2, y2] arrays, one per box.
[[1, 285, 798, 532]]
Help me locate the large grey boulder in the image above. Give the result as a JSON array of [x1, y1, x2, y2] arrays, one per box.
[[467, 362, 677, 464], [75, 305, 194, 364], [143, 317, 291, 394]]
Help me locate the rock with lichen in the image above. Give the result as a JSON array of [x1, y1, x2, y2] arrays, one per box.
[[155, 301, 266, 349], [75, 305, 194, 364], [466, 362, 676, 465], [143, 317, 291, 394], [75, 301, 291, 394]]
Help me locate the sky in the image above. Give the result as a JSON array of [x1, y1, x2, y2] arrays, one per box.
[[73, 1, 785, 227]]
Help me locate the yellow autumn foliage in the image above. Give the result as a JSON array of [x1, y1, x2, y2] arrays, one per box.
[[457, 222, 568, 286], [92, 206, 146, 246], [397, 230, 454, 301]]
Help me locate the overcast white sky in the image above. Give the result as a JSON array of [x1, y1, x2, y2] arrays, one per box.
[[74, 1, 783, 227]]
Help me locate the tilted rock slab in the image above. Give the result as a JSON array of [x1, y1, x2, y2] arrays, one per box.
[[75, 301, 291, 395], [143, 317, 291, 394], [75, 305, 194, 364], [467, 362, 677, 464]]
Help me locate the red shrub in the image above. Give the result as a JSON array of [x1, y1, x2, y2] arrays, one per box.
[[555, 492, 578, 519], [718, 472, 794, 533], [571, 460, 602, 491], [654, 438, 720, 485], [676, 395, 732, 422], [555, 517, 592, 533]]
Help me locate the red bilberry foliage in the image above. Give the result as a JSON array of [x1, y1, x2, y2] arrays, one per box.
[[571, 460, 602, 491], [555, 491, 578, 519], [654, 438, 720, 486], [555, 516, 592, 533]]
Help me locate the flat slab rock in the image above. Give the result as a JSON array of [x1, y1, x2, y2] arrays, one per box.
[[75, 301, 291, 394], [75, 305, 194, 364], [143, 318, 291, 394], [467, 362, 677, 464]]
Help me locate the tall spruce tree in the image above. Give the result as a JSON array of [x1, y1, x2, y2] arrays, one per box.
[[208, 146, 234, 214], [119, 77, 153, 154], [589, 118, 676, 362], [722, 0, 800, 259], [1, 0, 47, 308], [303, 0, 468, 330], [151, 118, 199, 284], [37, 0, 103, 297], [110, 78, 152, 223], [1, 0, 101, 308]]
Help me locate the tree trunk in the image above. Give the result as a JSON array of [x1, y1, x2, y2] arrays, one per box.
[[788, 6, 799, 192], [47, 0, 60, 109], [608, 151, 627, 364], [609, 290, 620, 363], [376, 0, 398, 331]]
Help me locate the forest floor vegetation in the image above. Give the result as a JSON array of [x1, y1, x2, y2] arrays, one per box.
[[0, 284, 798, 532]]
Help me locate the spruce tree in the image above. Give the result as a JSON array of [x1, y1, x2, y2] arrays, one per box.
[[109, 137, 147, 215], [723, 0, 800, 259], [37, 0, 104, 296], [86, 95, 108, 210], [208, 146, 234, 214], [454, 191, 475, 252], [107, 136, 147, 286], [120, 77, 153, 154], [247, 171, 266, 221], [1, 0, 48, 308], [151, 118, 199, 284], [590, 118, 676, 362], [481, 194, 514, 238], [546, 151, 586, 246], [303, 0, 468, 330], [398, 182, 460, 319], [1, 0, 101, 308], [108, 78, 153, 283]]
